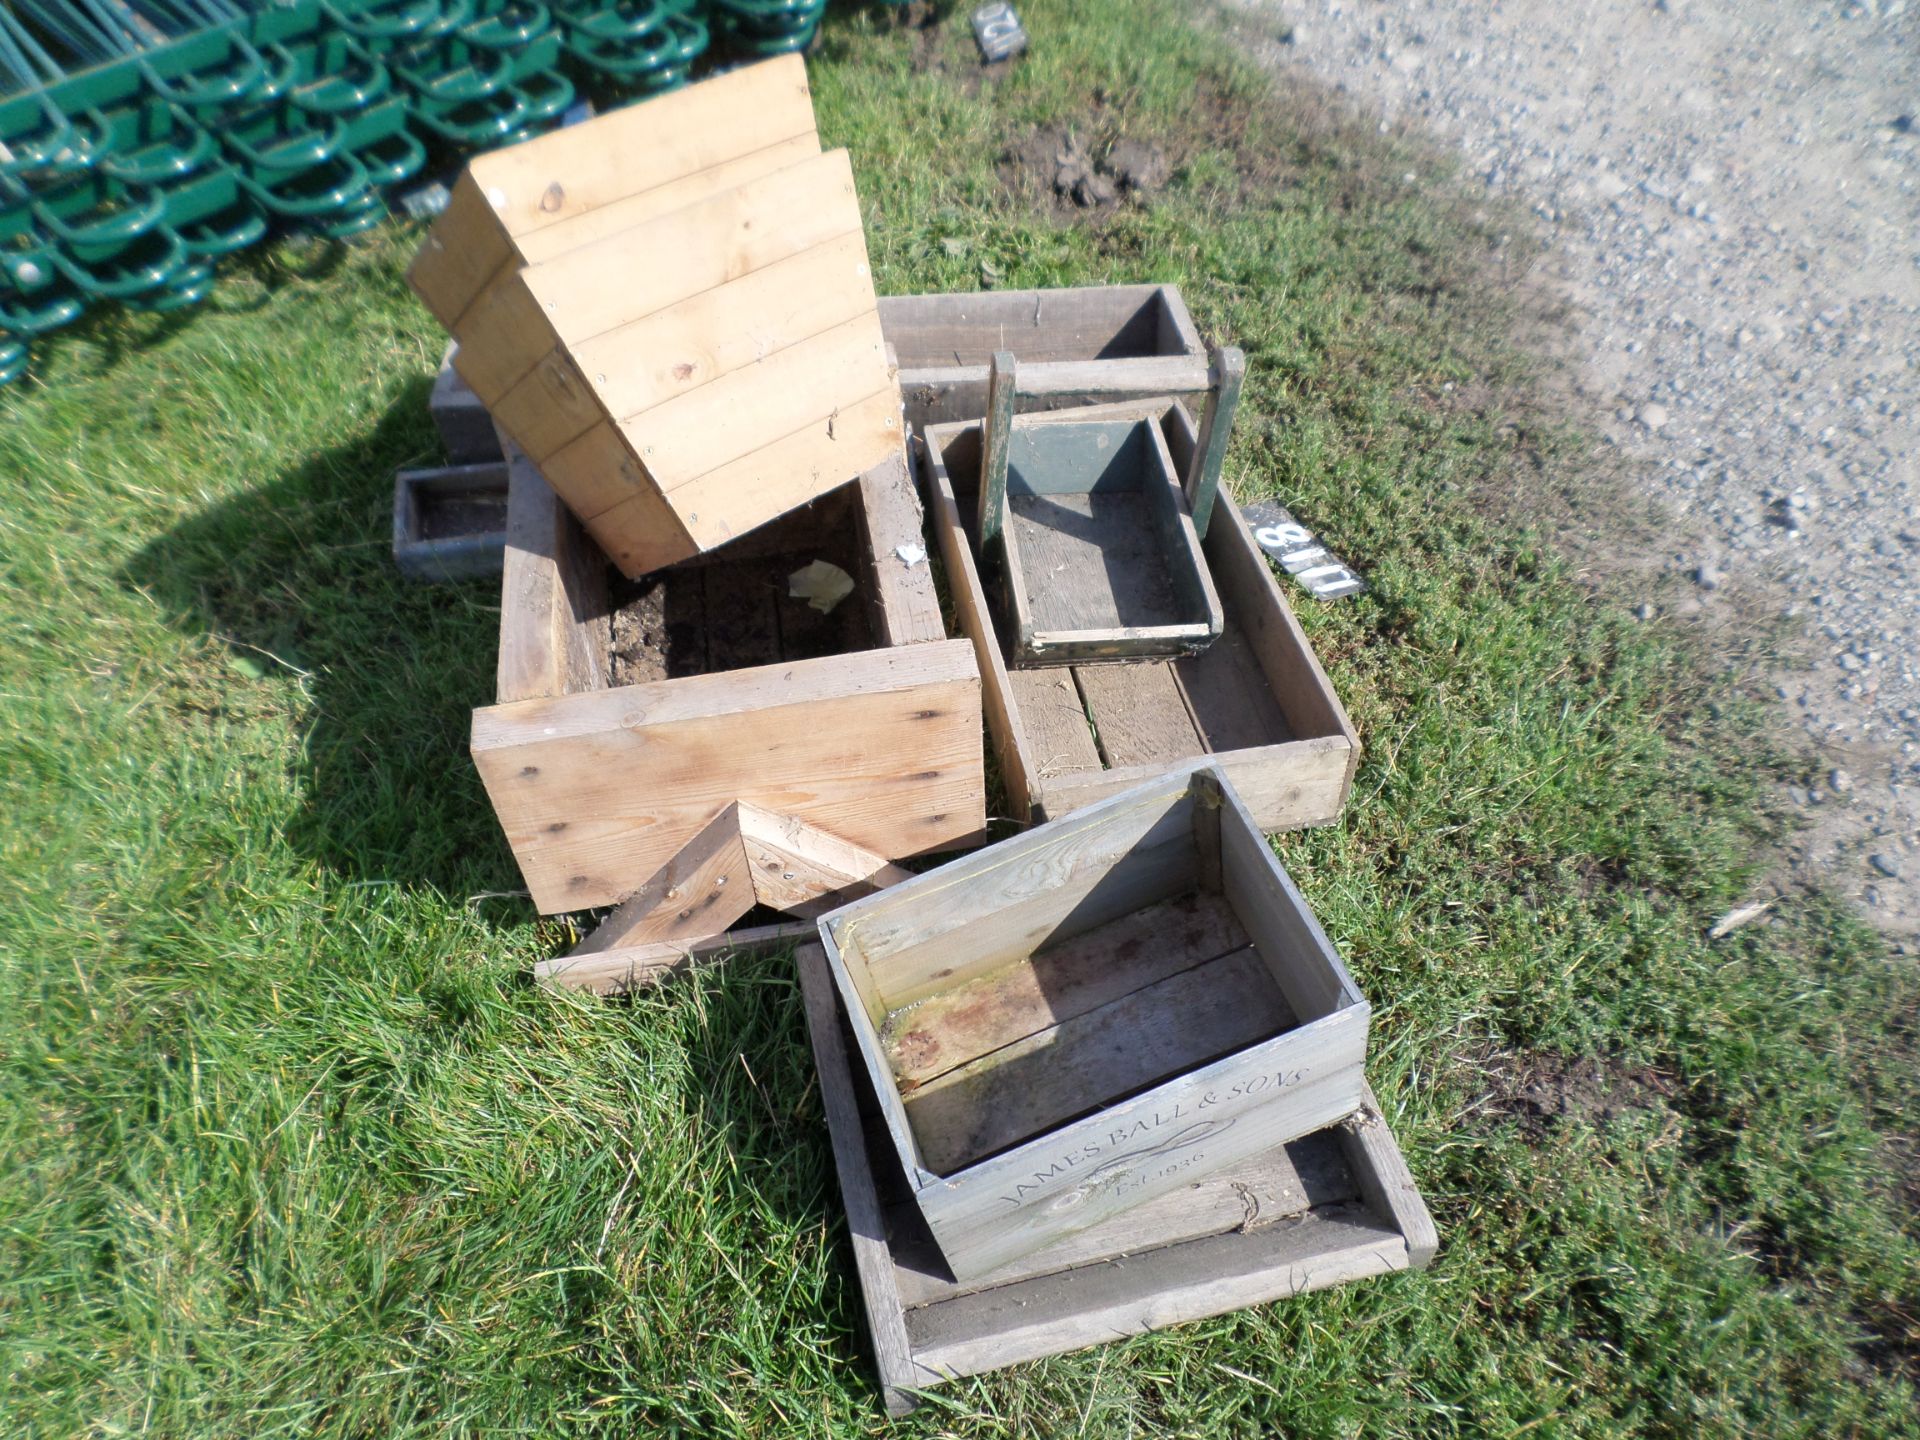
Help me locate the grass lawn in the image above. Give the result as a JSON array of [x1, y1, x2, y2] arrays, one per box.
[[2, 1, 1916, 1434]]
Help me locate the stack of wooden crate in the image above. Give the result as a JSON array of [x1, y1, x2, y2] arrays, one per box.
[[405, 55, 1430, 1416]]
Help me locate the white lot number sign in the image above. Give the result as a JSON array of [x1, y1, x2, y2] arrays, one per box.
[[1240, 501, 1366, 600], [972, 2, 1029, 63]]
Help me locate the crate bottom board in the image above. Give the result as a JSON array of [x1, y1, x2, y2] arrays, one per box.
[[880, 890, 1302, 1175], [796, 944, 1434, 1415]]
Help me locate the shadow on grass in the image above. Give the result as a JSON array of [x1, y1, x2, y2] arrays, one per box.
[[116, 374, 520, 901]]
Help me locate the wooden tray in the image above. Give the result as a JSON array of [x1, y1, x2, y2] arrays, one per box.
[[924, 396, 1359, 828], [880, 284, 1209, 430], [469, 434, 984, 917], [796, 943, 1436, 1416], [818, 763, 1371, 1281]]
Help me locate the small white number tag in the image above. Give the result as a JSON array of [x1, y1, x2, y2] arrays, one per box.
[[971, 1, 1030, 63], [1241, 502, 1366, 600]]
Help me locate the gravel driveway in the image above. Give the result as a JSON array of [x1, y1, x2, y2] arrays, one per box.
[[1247, 0, 1919, 945]]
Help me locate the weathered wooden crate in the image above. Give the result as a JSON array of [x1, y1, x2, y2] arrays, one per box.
[[409, 55, 900, 578], [796, 942, 1433, 1414], [879, 284, 1209, 429], [392, 461, 509, 582], [817, 764, 1371, 1281], [924, 395, 1359, 827], [470, 437, 985, 917]]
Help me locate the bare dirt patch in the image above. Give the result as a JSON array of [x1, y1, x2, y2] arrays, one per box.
[[1483, 1050, 1677, 1139]]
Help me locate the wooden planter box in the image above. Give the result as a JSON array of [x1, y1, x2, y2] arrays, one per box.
[[796, 942, 1430, 1414], [818, 764, 1371, 1281], [924, 395, 1358, 827], [392, 461, 509, 582], [409, 55, 902, 579], [880, 284, 1209, 430], [470, 439, 986, 916]]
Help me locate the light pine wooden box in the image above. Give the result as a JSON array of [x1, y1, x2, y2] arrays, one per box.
[[922, 395, 1359, 828], [470, 438, 985, 917], [408, 55, 901, 578], [795, 944, 1433, 1415], [817, 764, 1371, 1282], [880, 284, 1209, 429]]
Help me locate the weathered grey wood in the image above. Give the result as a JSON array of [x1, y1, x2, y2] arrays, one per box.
[[1219, 777, 1366, 1024], [1339, 1103, 1440, 1268], [535, 918, 814, 993], [977, 351, 1017, 550], [1175, 622, 1294, 752], [1185, 346, 1246, 538], [1011, 493, 1179, 630], [1039, 734, 1353, 831], [797, 938, 1433, 1414], [887, 1130, 1357, 1306], [1152, 286, 1205, 364], [818, 764, 1372, 1282], [1074, 661, 1205, 769], [1005, 670, 1103, 780], [904, 946, 1295, 1174], [881, 892, 1248, 1088], [796, 945, 922, 1415]]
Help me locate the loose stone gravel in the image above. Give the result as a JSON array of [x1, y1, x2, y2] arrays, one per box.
[[1243, 0, 1920, 946]]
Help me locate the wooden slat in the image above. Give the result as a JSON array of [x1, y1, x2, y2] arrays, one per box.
[[571, 804, 755, 953], [493, 439, 609, 703], [902, 947, 1294, 1174], [485, 347, 604, 465], [407, 171, 514, 331], [513, 132, 821, 267], [1175, 622, 1294, 752], [1075, 661, 1205, 770], [1338, 1103, 1440, 1268], [877, 285, 1165, 367], [1005, 670, 1102, 780], [626, 311, 890, 489], [536, 919, 813, 994], [796, 944, 924, 1416], [855, 450, 945, 648], [736, 802, 913, 917], [471, 641, 983, 913], [667, 387, 903, 551], [923, 430, 1037, 822], [881, 891, 1250, 1088], [889, 1131, 1358, 1308], [527, 148, 863, 350], [467, 54, 817, 235]]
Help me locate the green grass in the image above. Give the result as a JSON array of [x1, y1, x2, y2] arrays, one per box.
[[2, 2, 1916, 1435]]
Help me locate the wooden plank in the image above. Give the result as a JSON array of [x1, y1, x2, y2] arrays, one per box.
[[855, 450, 944, 648], [797, 944, 925, 1416], [877, 285, 1166, 367], [536, 918, 814, 994], [888, 1131, 1357, 1307], [513, 132, 821, 267], [1338, 1103, 1439, 1268], [466, 54, 817, 236], [485, 346, 604, 465], [571, 803, 756, 953], [902, 946, 1294, 1175], [736, 803, 913, 918], [493, 439, 609, 703], [1152, 285, 1205, 362], [880, 891, 1250, 1088], [470, 641, 984, 913], [1004, 670, 1101, 780], [1010, 491, 1182, 632], [1184, 346, 1245, 537], [1041, 734, 1353, 833], [625, 310, 890, 489], [407, 171, 514, 331], [1075, 662, 1205, 770], [576, 230, 878, 428], [922, 432, 1036, 821], [526, 148, 864, 352], [977, 351, 1016, 548], [666, 387, 903, 551]]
